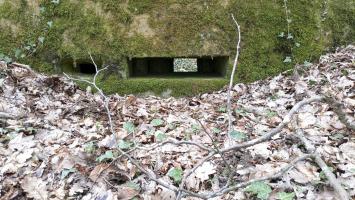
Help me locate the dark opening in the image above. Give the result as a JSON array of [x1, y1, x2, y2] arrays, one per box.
[[128, 56, 228, 78], [78, 62, 96, 74]]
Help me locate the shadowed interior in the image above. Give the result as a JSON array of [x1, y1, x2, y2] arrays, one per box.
[[128, 56, 229, 77], [78, 62, 96, 74]]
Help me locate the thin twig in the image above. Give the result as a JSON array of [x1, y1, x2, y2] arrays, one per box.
[[196, 119, 231, 171], [207, 154, 313, 198], [139, 139, 212, 152], [296, 130, 349, 200], [226, 14, 241, 142], [322, 95, 355, 130], [176, 119, 232, 199], [221, 96, 323, 153]]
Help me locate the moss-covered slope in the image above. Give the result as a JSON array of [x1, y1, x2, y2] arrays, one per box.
[[0, 0, 353, 96]]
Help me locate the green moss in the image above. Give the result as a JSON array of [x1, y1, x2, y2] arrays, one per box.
[[97, 76, 228, 97], [0, 0, 353, 96]]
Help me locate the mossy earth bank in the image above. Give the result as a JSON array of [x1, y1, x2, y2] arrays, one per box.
[[0, 0, 353, 96]]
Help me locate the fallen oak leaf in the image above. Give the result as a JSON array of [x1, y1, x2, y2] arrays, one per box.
[[193, 162, 216, 182], [21, 176, 48, 200]]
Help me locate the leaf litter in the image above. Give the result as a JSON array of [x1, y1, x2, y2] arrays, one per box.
[[0, 46, 354, 199]]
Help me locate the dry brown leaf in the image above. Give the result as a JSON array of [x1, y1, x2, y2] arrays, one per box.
[[21, 176, 48, 200]]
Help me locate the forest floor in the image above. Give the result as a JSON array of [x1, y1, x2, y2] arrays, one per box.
[[0, 46, 354, 200]]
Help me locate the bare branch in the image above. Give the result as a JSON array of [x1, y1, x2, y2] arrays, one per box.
[[221, 96, 323, 153], [322, 95, 355, 130], [138, 139, 212, 152], [0, 112, 15, 119], [207, 154, 313, 198], [226, 14, 241, 142], [296, 130, 349, 200]]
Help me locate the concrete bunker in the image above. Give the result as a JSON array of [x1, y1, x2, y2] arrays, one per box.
[[128, 56, 228, 77], [60, 58, 101, 74]]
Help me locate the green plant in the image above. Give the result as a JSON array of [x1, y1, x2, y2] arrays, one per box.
[[84, 141, 96, 154], [278, 0, 300, 64], [218, 106, 227, 113], [61, 168, 76, 179], [155, 131, 167, 142], [167, 167, 183, 183], [265, 110, 278, 118], [191, 124, 201, 134], [118, 140, 133, 150], [151, 118, 164, 127], [245, 181, 272, 200], [230, 130, 246, 141], [277, 192, 295, 200], [212, 127, 221, 134], [0, 53, 12, 63], [96, 150, 115, 162], [123, 121, 135, 134]]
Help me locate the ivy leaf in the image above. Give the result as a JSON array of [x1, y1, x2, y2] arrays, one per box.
[[245, 181, 272, 200], [47, 21, 53, 28], [287, 19, 292, 23], [14, 48, 22, 58], [287, 33, 293, 39], [61, 168, 76, 179], [295, 42, 301, 47], [283, 57, 292, 63], [155, 131, 167, 142], [39, 6, 46, 13], [38, 36, 45, 44], [167, 167, 183, 183], [3, 56, 12, 63], [123, 122, 135, 133], [191, 124, 201, 133], [265, 110, 277, 118], [218, 106, 227, 113], [278, 32, 285, 38], [145, 129, 155, 136], [277, 192, 295, 200], [230, 130, 246, 141], [118, 140, 132, 150], [303, 61, 312, 67], [151, 118, 164, 127], [125, 182, 140, 190], [51, 0, 60, 4], [212, 127, 221, 134], [96, 151, 114, 162], [84, 141, 95, 154]]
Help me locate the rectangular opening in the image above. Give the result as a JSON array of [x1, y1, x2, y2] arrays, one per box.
[[174, 58, 198, 72], [128, 56, 228, 78]]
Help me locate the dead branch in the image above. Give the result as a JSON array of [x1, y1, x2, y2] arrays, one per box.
[[175, 97, 324, 198], [221, 96, 323, 153], [297, 130, 349, 200], [226, 14, 241, 142], [176, 119, 233, 200], [0, 112, 15, 119], [9, 62, 37, 76], [137, 139, 212, 152], [206, 154, 313, 198], [322, 95, 355, 130]]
